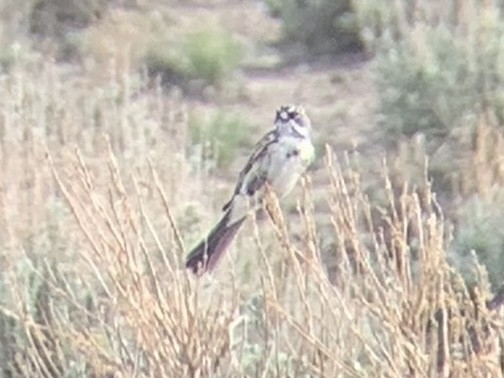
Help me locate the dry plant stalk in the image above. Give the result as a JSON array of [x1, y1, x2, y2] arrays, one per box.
[[0, 73, 501, 375], [2, 142, 497, 377], [45, 139, 237, 377], [251, 145, 503, 377]]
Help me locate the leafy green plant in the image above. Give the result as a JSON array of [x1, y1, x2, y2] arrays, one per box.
[[30, 0, 106, 37], [145, 43, 188, 87], [266, 0, 362, 55], [372, 2, 504, 137], [451, 188, 504, 289], [146, 26, 243, 89], [0, 256, 64, 377], [183, 27, 243, 86], [230, 294, 305, 376], [351, 0, 403, 51], [188, 110, 251, 170]]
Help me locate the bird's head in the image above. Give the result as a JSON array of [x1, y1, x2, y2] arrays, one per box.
[[274, 105, 311, 138]]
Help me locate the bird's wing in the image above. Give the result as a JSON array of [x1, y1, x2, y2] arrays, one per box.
[[222, 130, 278, 212]]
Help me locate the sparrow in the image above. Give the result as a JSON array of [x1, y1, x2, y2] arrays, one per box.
[[185, 105, 315, 275]]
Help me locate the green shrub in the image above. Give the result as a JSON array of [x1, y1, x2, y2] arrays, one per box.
[[146, 26, 243, 89], [145, 43, 188, 87], [266, 0, 362, 55], [230, 294, 306, 376], [183, 27, 243, 86], [188, 110, 251, 170], [351, 0, 404, 51], [364, 2, 504, 289], [30, 0, 106, 37], [373, 3, 504, 137], [451, 188, 504, 289]]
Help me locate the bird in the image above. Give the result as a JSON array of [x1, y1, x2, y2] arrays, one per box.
[[185, 105, 315, 275]]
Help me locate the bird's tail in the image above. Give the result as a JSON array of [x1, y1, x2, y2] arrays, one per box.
[[185, 211, 245, 275]]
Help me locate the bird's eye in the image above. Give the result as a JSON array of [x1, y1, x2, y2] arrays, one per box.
[[276, 106, 306, 124], [276, 109, 290, 122]]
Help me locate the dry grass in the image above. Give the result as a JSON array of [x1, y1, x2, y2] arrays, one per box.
[[0, 59, 502, 377], [0, 0, 501, 376]]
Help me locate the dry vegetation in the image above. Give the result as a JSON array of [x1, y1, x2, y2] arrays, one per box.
[[1, 60, 503, 376], [0, 0, 504, 377]]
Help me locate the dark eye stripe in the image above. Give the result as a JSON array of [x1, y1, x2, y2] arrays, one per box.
[[276, 106, 301, 121]]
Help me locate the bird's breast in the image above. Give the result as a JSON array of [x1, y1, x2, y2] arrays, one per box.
[[267, 137, 314, 197], [296, 138, 315, 165]]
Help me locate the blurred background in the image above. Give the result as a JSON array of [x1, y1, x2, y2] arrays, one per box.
[[1, 0, 504, 376]]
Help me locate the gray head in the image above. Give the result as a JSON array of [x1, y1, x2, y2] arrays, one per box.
[[274, 105, 311, 138]]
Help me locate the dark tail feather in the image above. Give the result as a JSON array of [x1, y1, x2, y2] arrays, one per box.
[[185, 212, 245, 275]]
